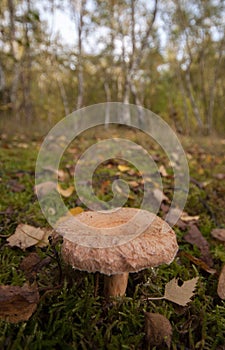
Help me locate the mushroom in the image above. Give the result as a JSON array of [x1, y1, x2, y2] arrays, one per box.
[[56, 208, 178, 297]]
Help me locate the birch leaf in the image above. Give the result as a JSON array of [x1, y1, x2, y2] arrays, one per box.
[[164, 277, 198, 306], [57, 184, 74, 197]]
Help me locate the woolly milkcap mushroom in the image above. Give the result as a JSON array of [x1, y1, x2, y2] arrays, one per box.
[[56, 208, 178, 297]]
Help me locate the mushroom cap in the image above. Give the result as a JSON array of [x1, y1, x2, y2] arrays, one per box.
[[57, 208, 178, 275]]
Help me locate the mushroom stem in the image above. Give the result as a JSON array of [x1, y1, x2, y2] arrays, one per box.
[[104, 272, 129, 297]]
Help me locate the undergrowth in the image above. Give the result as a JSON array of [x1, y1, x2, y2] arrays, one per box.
[[0, 128, 225, 349]]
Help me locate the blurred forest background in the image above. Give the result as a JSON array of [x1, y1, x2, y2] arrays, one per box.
[[0, 0, 224, 135]]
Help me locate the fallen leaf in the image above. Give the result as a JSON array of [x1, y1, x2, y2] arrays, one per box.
[[19, 253, 51, 280], [128, 180, 139, 188], [17, 142, 28, 149], [179, 251, 216, 274], [181, 213, 200, 222], [117, 164, 130, 172], [56, 207, 84, 225], [184, 225, 213, 267], [0, 284, 39, 323], [164, 277, 198, 306], [7, 224, 52, 250], [69, 207, 84, 216], [176, 219, 188, 230], [214, 173, 225, 180], [34, 181, 56, 198], [7, 179, 25, 192], [218, 265, 225, 299], [159, 165, 168, 177], [127, 169, 138, 176], [57, 184, 74, 197], [145, 312, 172, 348], [211, 228, 225, 242], [160, 203, 170, 214], [153, 188, 169, 204], [100, 180, 111, 194], [165, 208, 183, 226]]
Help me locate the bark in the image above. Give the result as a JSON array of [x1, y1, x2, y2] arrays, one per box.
[[56, 75, 70, 116], [177, 65, 189, 134], [206, 35, 225, 134], [104, 80, 111, 125], [74, 0, 85, 110], [185, 68, 203, 131]]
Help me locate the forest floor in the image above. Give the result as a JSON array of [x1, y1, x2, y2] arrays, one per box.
[[0, 126, 225, 350]]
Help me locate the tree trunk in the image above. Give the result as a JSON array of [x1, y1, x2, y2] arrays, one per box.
[[185, 68, 203, 132]]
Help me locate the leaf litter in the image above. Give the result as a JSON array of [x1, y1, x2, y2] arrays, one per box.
[[146, 277, 199, 306], [7, 224, 53, 249], [0, 284, 39, 323], [145, 312, 172, 348]]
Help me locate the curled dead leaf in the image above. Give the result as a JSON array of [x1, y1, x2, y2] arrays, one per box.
[[145, 312, 172, 348], [57, 184, 74, 197], [211, 228, 225, 242], [184, 225, 213, 267], [159, 164, 168, 177], [178, 251, 216, 274], [0, 284, 39, 323], [218, 265, 225, 299], [117, 164, 130, 172]]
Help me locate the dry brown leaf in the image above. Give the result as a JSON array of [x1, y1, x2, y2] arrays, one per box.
[[184, 224, 213, 267], [179, 251, 216, 274], [100, 180, 111, 194], [117, 164, 130, 172], [0, 284, 39, 323], [214, 173, 225, 180], [57, 184, 74, 197], [164, 277, 198, 306], [153, 188, 169, 204], [128, 180, 139, 188], [166, 208, 183, 226], [7, 179, 25, 193], [34, 181, 56, 198], [7, 224, 52, 250], [159, 165, 168, 177], [211, 228, 225, 242], [145, 312, 172, 348], [181, 213, 200, 222], [218, 265, 225, 299]]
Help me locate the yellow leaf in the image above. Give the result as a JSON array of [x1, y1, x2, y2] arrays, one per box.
[[57, 184, 74, 197], [56, 207, 84, 225], [118, 165, 130, 172], [69, 207, 84, 215]]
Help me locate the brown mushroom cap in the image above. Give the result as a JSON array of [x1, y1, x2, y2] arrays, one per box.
[[57, 208, 178, 275]]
